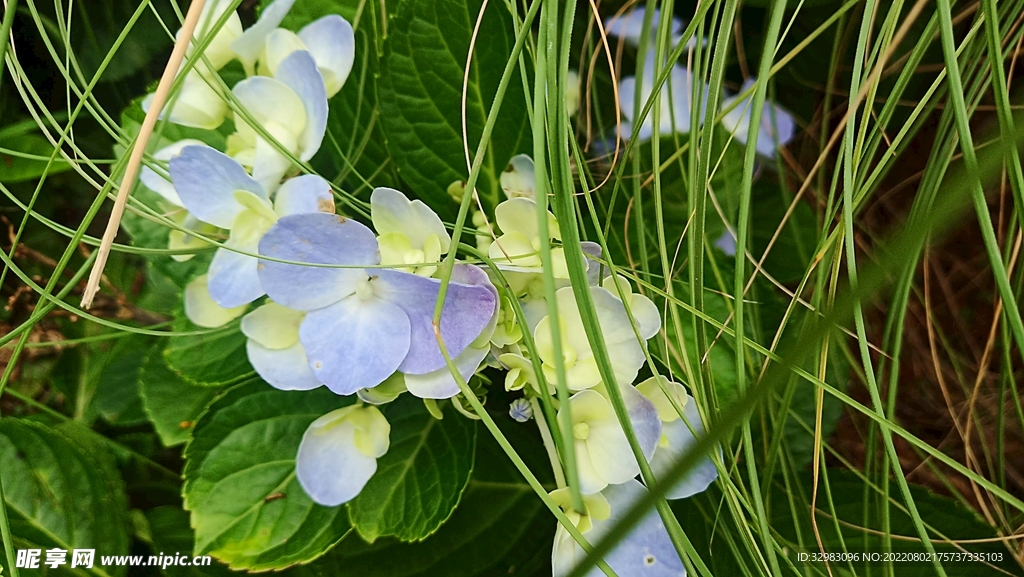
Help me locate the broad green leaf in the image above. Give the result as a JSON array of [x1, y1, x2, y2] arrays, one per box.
[[87, 335, 154, 427], [145, 507, 237, 577], [378, 0, 532, 215], [139, 346, 222, 446], [303, 419, 553, 576], [182, 381, 352, 570], [163, 322, 253, 387], [0, 134, 74, 182], [0, 419, 131, 577], [348, 395, 476, 543]]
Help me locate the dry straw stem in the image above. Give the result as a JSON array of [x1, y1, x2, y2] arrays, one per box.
[[80, 0, 208, 308]]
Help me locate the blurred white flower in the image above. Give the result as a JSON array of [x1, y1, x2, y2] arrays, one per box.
[[721, 78, 797, 158]]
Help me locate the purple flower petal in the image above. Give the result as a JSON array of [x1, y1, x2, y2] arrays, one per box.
[[169, 146, 265, 228], [208, 245, 263, 307], [299, 295, 411, 395], [375, 266, 496, 375], [273, 174, 334, 217], [258, 213, 379, 311]]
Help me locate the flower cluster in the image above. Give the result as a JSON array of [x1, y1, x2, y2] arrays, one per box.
[[138, 3, 723, 575], [476, 175, 720, 575], [136, 0, 496, 510]]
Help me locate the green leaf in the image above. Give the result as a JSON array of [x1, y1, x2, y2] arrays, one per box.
[[0, 134, 74, 182], [378, 0, 532, 215], [163, 323, 254, 387], [0, 419, 131, 577], [347, 396, 476, 543], [145, 507, 237, 577], [139, 346, 223, 446], [87, 335, 154, 427], [182, 381, 352, 570], [303, 420, 553, 576]]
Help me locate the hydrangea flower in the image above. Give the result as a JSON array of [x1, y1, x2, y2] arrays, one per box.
[[402, 264, 498, 399], [259, 16, 355, 98], [138, 139, 219, 262], [500, 155, 536, 200], [143, 69, 228, 130], [257, 212, 497, 396], [552, 480, 686, 577], [229, 0, 297, 75], [188, 0, 243, 74], [371, 187, 451, 277], [720, 78, 797, 158], [559, 385, 661, 494], [169, 145, 335, 316], [295, 403, 390, 506], [532, 286, 646, 392], [241, 301, 320, 391], [509, 397, 533, 422], [227, 49, 328, 192], [141, 0, 240, 129], [637, 377, 719, 500], [183, 274, 246, 329], [604, 7, 704, 51], [617, 53, 710, 142], [488, 197, 564, 275], [602, 274, 661, 340]]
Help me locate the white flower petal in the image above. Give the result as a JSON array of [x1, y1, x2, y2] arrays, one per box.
[[499, 154, 536, 200], [207, 245, 264, 308], [246, 340, 321, 391], [274, 50, 328, 162], [296, 405, 389, 506], [189, 0, 242, 71], [241, 301, 302, 349], [552, 480, 687, 577], [298, 15, 355, 97], [230, 0, 296, 72], [260, 28, 307, 76], [649, 394, 719, 500], [403, 343, 488, 400], [370, 187, 451, 254], [143, 69, 228, 130], [495, 197, 559, 241], [184, 274, 246, 328], [604, 8, 681, 47], [721, 79, 796, 158], [299, 295, 411, 395], [374, 267, 496, 375]]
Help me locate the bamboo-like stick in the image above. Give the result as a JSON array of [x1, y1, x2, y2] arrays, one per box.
[[81, 0, 208, 308]]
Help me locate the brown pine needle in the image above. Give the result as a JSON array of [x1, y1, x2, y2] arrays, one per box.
[[80, 0, 208, 309]]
